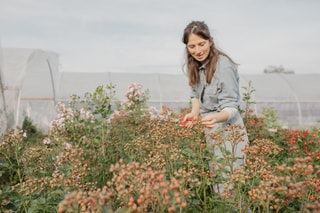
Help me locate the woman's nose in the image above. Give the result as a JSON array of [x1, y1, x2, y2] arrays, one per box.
[[195, 46, 201, 54]]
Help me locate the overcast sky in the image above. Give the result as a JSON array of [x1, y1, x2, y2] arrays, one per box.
[[1, 0, 319, 74]]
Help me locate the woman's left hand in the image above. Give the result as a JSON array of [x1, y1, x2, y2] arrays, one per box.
[[201, 113, 218, 129]]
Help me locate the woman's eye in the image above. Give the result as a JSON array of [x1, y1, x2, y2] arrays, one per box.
[[200, 42, 205, 46]]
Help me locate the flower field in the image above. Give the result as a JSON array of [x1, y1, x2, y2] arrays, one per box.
[[0, 83, 319, 213]]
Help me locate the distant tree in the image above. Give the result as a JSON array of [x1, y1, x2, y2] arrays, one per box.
[[263, 65, 295, 74]]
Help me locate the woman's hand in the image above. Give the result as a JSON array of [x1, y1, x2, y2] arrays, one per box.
[[201, 113, 218, 129], [182, 112, 198, 129], [181, 98, 200, 129]]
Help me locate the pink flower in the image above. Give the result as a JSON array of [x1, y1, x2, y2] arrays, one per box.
[[268, 128, 277, 133], [43, 138, 51, 145], [65, 143, 72, 150], [150, 114, 157, 120], [110, 110, 121, 120]]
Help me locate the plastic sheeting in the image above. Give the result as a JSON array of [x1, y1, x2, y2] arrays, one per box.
[[240, 74, 320, 128], [0, 48, 58, 133], [0, 43, 7, 133], [56, 72, 190, 110], [0, 48, 319, 133], [56, 72, 320, 129]]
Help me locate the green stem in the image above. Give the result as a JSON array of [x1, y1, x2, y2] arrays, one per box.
[[1, 151, 15, 183], [203, 182, 207, 212], [14, 141, 28, 213]]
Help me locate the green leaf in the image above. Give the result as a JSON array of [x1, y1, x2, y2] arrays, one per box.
[[115, 207, 133, 213], [102, 205, 114, 213], [0, 162, 9, 168], [2, 186, 11, 193], [50, 189, 65, 197], [94, 138, 101, 144], [192, 199, 201, 205], [3, 202, 16, 211], [24, 168, 36, 175], [30, 197, 46, 205], [28, 206, 40, 213]]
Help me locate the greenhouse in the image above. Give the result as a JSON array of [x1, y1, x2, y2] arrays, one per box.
[[1, 48, 319, 134]]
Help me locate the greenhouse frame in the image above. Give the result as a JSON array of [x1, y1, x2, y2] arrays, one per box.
[[1, 48, 319, 134]]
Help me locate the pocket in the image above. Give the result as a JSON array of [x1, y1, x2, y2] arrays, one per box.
[[206, 83, 220, 95], [201, 82, 220, 111]]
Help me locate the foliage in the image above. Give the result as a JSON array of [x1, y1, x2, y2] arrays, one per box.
[[21, 116, 46, 145], [22, 116, 37, 135], [241, 80, 256, 121], [261, 107, 281, 130], [0, 82, 319, 213]]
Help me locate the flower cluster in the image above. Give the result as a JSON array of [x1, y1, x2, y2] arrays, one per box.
[[0, 128, 25, 151], [110, 83, 164, 122], [2, 82, 320, 213], [56, 159, 192, 213], [122, 83, 145, 110], [11, 144, 100, 211], [233, 136, 320, 212], [43, 101, 97, 147], [284, 129, 319, 162], [108, 160, 189, 212], [57, 187, 114, 212]]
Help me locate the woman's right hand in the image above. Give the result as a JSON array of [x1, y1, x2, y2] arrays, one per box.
[[182, 98, 200, 129], [182, 112, 198, 129]]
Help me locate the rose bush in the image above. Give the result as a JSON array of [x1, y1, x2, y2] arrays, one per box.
[[0, 82, 319, 212]]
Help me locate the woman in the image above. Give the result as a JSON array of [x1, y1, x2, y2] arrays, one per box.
[[181, 21, 248, 194]]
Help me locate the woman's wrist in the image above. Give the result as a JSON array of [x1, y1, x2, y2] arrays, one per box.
[[216, 110, 229, 123], [222, 107, 237, 121], [191, 110, 199, 116], [205, 111, 228, 123]]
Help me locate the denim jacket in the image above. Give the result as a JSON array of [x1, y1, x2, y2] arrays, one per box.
[[190, 55, 240, 117]]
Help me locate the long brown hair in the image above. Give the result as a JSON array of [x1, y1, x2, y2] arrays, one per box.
[[182, 21, 237, 87]]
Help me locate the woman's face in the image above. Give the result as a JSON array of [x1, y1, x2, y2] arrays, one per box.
[[187, 34, 212, 62]]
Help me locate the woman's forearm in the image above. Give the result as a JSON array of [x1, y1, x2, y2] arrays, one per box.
[[201, 110, 228, 128], [191, 98, 200, 117], [211, 110, 229, 123]]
